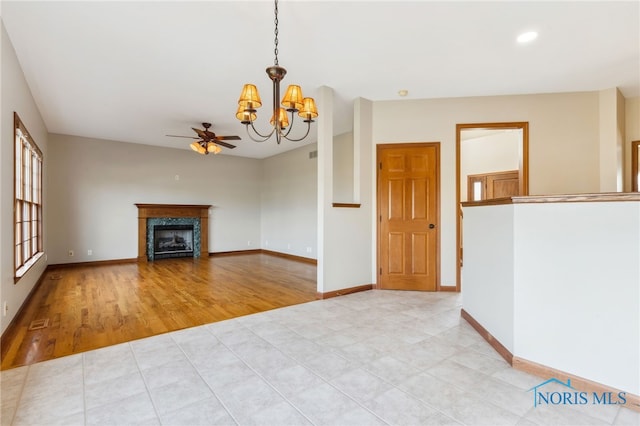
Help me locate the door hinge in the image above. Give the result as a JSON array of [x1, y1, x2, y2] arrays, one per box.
[[379, 215, 382, 223], [379, 162, 382, 170], [379, 267, 382, 275]]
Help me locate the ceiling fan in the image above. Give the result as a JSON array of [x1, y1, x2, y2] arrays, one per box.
[[166, 122, 241, 155]]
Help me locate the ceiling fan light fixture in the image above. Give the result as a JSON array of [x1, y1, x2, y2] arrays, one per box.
[[190, 141, 206, 155], [168, 122, 240, 155], [236, 0, 317, 144], [207, 142, 222, 154]]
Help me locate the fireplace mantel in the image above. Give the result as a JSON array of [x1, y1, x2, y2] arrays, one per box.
[[136, 204, 211, 261]]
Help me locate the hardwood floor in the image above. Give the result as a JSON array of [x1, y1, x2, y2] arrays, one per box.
[[0, 253, 317, 370]]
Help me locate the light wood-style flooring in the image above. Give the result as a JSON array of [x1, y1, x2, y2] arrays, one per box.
[[0, 253, 317, 370]]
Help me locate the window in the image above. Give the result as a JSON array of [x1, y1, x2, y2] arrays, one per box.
[[14, 112, 43, 281]]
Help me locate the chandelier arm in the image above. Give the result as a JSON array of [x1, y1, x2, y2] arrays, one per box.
[[281, 120, 313, 142], [244, 122, 276, 142], [278, 110, 297, 139]]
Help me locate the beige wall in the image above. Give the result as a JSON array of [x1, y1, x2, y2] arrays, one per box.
[[319, 93, 374, 293], [598, 88, 625, 192], [261, 143, 318, 259], [1, 22, 50, 334], [333, 132, 354, 203], [372, 91, 602, 286], [46, 134, 263, 264], [625, 97, 640, 191]]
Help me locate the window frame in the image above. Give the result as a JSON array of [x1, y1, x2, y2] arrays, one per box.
[[14, 112, 44, 282]]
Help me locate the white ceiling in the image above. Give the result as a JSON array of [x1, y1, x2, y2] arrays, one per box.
[[2, 1, 638, 159]]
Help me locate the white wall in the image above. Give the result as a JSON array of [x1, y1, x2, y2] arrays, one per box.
[[47, 134, 262, 264], [1, 22, 49, 334], [261, 143, 318, 259], [513, 201, 639, 394], [373, 91, 602, 286], [461, 204, 514, 350], [460, 130, 521, 202], [463, 200, 640, 395]]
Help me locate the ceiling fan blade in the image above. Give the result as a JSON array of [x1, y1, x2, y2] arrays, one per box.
[[214, 140, 236, 149], [217, 135, 241, 141], [192, 128, 208, 139], [166, 135, 199, 139]]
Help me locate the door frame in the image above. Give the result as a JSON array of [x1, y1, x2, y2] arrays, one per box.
[[632, 140, 639, 192], [376, 142, 442, 290], [456, 122, 529, 291]]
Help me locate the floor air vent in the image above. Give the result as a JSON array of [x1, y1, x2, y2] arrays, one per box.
[[28, 319, 49, 331]]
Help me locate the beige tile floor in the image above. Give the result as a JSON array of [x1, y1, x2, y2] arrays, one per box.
[[1, 291, 638, 425]]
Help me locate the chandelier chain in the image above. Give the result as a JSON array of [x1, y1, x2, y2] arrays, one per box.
[[273, 0, 279, 66]]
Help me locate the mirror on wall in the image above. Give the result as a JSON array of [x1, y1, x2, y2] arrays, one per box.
[[455, 122, 529, 290], [633, 141, 639, 192]]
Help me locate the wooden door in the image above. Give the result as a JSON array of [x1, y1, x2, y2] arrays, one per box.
[[467, 170, 519, 201], [488, 171, 519, 198], [378, 144, 439, 291]]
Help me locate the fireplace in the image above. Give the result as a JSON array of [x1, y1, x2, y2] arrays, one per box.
[[135, 204, 211, 261], [153, 225, 194, 259]]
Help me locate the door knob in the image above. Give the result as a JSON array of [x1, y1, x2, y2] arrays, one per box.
[[429, 224, 436, 229]]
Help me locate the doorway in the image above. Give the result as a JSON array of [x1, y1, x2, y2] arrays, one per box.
[[467, 170, 519, 201], [456, 122, 529, 290], [377, 143, 440, 291]]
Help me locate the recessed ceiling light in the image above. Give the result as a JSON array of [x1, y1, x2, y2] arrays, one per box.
[[398, 90, 409, 97], [517, 31, 538, 43]]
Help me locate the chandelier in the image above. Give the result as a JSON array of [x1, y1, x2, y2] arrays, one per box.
[[236, 0, 318, 144]]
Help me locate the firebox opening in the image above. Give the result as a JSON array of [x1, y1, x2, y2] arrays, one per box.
[[153, 224, 194, 259]]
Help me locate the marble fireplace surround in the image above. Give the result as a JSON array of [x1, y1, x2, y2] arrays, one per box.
[[135, 204, 211, 261]]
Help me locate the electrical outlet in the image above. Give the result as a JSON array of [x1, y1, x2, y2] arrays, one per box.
[[265, 240, 269, 246], [68, 250, 74, 257], [306, 247, 312, 253], [175, 174, 180, 181], [3, 302, 8, 317], [87, 249, 92, 256], [247, 241, 251, 246], [287, 243, 291, 250]]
